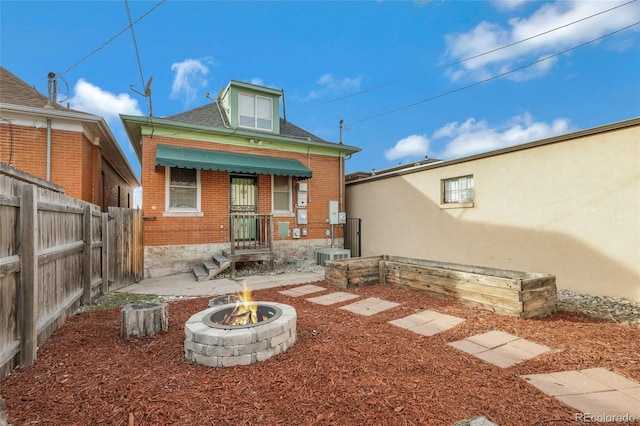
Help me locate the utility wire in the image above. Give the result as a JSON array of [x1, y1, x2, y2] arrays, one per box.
[[125, 0, 146, 89], [124, 0, 154, 118], [311, 0, 637, 109], [59, 0, 166, 76], [346, 21, 640, 127]]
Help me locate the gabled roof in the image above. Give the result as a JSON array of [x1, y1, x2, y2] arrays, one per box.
[[122, 98, 360, 162], [165, 102, 334, 143], [0, 67, 139, 187], [0, 67, 68, 111]]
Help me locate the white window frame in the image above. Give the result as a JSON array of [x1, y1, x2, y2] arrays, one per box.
[[441, 175, 474, 208], [238, 92, 273, 131], [272, 175, 292, 214], [164, 167, 203, 217]]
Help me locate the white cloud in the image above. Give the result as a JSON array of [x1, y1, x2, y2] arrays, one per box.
[[492, 0, 530, 12], [68, 79, 143, 124], [170, 58, 214, 105], [434, 113, 571, 159], [317, 73, 362, 92], [445, 1, 640, 81], [385, 134, 430, 161], [250, 78, 264, 86], [67, 79, 143, 175], [299, 73, 362, 101]]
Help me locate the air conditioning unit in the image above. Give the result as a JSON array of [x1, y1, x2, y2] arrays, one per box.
[[315, 248, 351, 266]]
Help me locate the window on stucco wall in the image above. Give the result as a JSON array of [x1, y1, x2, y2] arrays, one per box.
[[441, 175, 474, 207]]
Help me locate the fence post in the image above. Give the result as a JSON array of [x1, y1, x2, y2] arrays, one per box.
[[101, 212, 109, 295], [20, 184, 38, 367], [82, 204, 92, 305]]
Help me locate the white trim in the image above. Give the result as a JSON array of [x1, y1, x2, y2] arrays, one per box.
[[272, 175, 292, 213], [165, 166, 201, 213], [238, 92, 273, 131]]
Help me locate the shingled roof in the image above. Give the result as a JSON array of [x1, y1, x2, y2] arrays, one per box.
[[165, 102, 332, 143], [0, 67, 68, 110]]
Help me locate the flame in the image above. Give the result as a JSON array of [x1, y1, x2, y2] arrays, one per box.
[[221, 281, 259, 326]]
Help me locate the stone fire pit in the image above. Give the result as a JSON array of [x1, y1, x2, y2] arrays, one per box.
[[184, 301, 297, 367]]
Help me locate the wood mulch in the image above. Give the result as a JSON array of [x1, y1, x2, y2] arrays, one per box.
[[2, 281, 639, 425]]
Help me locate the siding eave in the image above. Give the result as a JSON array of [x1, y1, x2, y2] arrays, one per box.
[[121, 114, 361, 157]]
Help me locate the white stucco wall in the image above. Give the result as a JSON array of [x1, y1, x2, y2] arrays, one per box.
[[346, 119, 640, 301]]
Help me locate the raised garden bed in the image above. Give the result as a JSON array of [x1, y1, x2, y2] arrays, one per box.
[[325, 255, 556, 318]]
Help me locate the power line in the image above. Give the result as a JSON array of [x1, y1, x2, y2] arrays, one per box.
[[125, 0, 146, 89], [310, 0, 637, 109], [346, 21, 640, 128], [59, 0, 166, 76], [124, 0, 154, 118]]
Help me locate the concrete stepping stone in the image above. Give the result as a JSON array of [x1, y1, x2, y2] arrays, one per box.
[[307, 291, 360, 306], [279, 284, 327, 297], [522, 368, 640, 418], [449, 330, 551, 368], [339, 297, 401, 316], [389, 309, 465, 336], [453, 416, 499, 426]]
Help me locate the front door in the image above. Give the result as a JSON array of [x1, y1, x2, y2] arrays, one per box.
[[230, 176, 257, 241]]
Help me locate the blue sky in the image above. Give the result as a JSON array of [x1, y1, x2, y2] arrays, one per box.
[[2, 0, 639, 178]]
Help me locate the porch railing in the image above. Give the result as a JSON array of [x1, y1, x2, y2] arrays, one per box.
[[229, 213, 274, 254]]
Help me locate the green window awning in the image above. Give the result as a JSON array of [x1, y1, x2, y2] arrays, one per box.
[[155, 145, 312, 179]]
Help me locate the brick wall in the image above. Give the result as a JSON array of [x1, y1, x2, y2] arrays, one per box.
[[141, 135, 345, 246], [0, 123, 48, 178], [0, 122, 133, 210]]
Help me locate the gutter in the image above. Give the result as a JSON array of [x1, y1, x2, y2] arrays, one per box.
[[120, 114, 362, 155]]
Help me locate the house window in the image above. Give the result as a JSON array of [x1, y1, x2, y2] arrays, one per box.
[[165, 167, 201, 214], [238, 93, 273, 131], [272, 175, 292, 212], [442, 175, 474, 205]]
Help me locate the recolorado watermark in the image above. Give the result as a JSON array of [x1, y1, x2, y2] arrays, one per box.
[[575, 412, 637, 423]]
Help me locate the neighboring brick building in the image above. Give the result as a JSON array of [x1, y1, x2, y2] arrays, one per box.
[[0, 67, 139, 210], [121, 80, 360, 278]]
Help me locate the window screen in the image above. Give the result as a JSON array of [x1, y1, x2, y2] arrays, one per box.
[[169, 167, 197, 209]]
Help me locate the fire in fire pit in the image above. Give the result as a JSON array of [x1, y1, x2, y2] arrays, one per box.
[[204, 303, 282, 330], [184, 281, 297, 367], [205, 283, 282, 329]]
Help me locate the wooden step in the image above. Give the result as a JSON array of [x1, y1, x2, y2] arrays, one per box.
[[192, 265, 208, 281], [203, 260, 218, 273], [213, 253, 230, 267]]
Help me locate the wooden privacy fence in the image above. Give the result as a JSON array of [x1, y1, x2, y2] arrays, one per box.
[[0, 174, 143, 381]]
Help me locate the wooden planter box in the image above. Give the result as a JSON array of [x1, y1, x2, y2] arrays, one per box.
[[324, 255, 556, 318]]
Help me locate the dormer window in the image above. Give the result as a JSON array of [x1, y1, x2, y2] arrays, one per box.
[[238, 93, 273, 131]]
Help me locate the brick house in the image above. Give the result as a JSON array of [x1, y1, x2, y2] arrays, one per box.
[[0, 67, 139, 210], [121, 80, 360, 278]]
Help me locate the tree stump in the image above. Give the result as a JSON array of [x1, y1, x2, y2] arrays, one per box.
[[120, 302, 169, 339]]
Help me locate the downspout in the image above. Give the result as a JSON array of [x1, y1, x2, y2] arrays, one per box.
[[307, 146, 311, 203], [46, 71, 56, 182], [46, 118, 52, 181], [339, 152, 344, 211], [339, 119, 344, 211]]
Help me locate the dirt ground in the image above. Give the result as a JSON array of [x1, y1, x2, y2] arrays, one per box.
[[2, 281, 639, 425]]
